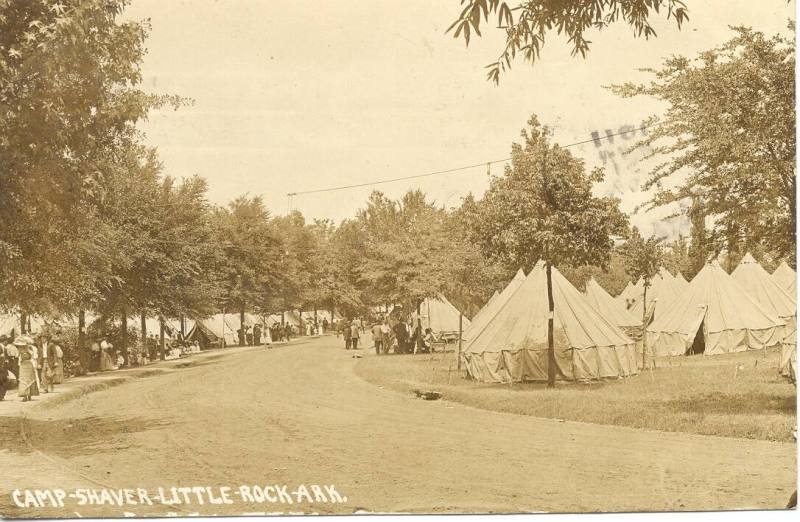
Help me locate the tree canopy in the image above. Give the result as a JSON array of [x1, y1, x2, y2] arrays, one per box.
[[448, 0, 688, 83], [612, 24, 796, 263], [467, 115, 628, 270]]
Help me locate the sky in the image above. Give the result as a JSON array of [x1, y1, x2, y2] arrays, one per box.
[[124, 0, 795, 238]]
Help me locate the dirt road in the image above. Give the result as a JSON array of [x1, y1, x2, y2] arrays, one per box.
[[1, 335, 795, 517]]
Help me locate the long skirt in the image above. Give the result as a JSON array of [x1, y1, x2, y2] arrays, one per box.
[[53, 359, 64, 384], [18, 361, 39, 397], [99, 351, 114, 371]]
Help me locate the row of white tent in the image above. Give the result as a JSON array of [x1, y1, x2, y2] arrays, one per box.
[[462, 256, 797, 383], [0, 309, 344, 347]]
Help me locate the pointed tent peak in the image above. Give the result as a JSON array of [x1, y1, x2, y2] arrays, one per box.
[[774, 261, 796, 275], [513, 268, 526, 280], [740, 252, 757, 264], [659, 266, 674, 278], [533, 260, 546, 270]]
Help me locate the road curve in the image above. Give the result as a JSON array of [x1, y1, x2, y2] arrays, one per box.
[[1, 335, 796, 517]]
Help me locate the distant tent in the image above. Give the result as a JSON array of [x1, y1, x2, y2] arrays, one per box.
[[137, 317, 178, 339], [617, 281, 634, 301], [0, 313, 19, 337], [731, 253, 796, 335], [464, 269, 526, 342], [166, 318, 196, 338], [646, 261, 786, 357], [619, 277, 643, 310], [585, 277, 640, 330], [658, 267, 675, 284], [187, 314, 238, 348], [673, 272, 690, 291], [415, 295, 471, 337], [772, 261, 796, 293], [628, 271, 678, 322], [283, 311, 302, 328], [471, 290, 501, 326], [463, 263, 637, 383]]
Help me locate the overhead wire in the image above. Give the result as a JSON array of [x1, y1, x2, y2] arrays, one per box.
[[287, 124, 650, 198]]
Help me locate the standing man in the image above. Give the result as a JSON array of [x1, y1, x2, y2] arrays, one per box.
[[371, 321, 384, 355], [350, 321, 361, 350], [342, 318, 352, 350]]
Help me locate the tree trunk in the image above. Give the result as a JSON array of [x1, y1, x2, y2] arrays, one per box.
[[78, 309, 87, 372], [642, 284, 648, 369], [141, 312, 147, 361], [240, 305, 246, 346], [20, 311, 27, 335], [546, 259, 556, 388], [121, 309, 128, 367], [159, 317, 166, 361], [180, 316, 186, 338], [281, 311, 285, 326], [457, 313, 463, 370]]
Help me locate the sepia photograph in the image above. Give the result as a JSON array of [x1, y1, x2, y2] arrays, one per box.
[[0, 0, 797, 518]]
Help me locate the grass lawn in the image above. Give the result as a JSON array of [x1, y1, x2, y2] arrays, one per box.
[[354, 345, 797, 442]]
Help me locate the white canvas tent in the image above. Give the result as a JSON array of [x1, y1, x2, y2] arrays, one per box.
[[187, 314, 238, 347], [471, 290, 501, 326], [464, 269, 526, 342], [772, 261, 796, 293], [628, 271, 678, 321], [585, 278, 640, 330], [166, 318, 196, 338], [646, 261, 786, 357], [415, 295, 470, 336], [618, 277, 643, 310], [731, 253, 796, 336], [463, 263, 637, 383], [673, 272, 690, 291], [0, 313, 52, 337], [617, 281, 634, 301]]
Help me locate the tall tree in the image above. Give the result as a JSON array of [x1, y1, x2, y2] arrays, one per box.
[[355, 190, 452, 311], [0, 0, 183, 319], [613, 25, 796, 262], [469, 115, 628, 386], [620, 227, 663, 367], [214, 196, 284, 345], [448, 0, 688, 83]]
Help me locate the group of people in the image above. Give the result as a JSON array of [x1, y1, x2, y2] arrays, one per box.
[[0, 334, 65, 402], [339, 316, 436, 355]]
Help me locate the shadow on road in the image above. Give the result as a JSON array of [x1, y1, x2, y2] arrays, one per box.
[[1, 415, 173, 458]]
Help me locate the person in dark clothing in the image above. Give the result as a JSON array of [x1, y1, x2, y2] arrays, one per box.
[[253, 324, 262, 346], [393, 320, 409, 354], [412, 322, 424, 354], [342, 320, 352, 350], [0, 353, 8, 401]]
